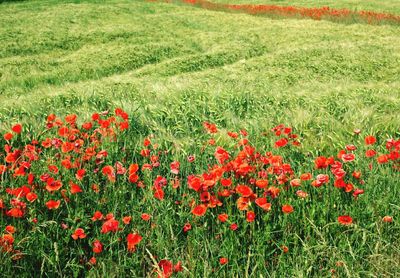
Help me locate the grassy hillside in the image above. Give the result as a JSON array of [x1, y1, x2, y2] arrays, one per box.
[[0, 0, 399, 277]]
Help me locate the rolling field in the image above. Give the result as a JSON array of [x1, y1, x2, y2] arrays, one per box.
[[0, 0, 399, 277]]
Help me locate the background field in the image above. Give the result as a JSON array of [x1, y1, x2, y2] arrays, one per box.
[[212, 0, 400, 14], [0, 0, 399, 276]]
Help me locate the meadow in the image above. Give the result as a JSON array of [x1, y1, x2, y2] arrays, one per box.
[[0, 0, 399, 277]]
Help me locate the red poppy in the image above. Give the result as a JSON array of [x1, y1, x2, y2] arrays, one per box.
[[72, 228, 86, 240], [122, 216, 132, 225], [246, 211, 256, 222], [338, 215, 353, 225], [3, 132, 13, 141], [219, 257, 228, 265], [282, 204, 294, 214], [141, 213, 151, 221], [255, 197, 272, 211], [101, 218, 119, 234], [91, 211, 103, 221], [382, 216, 393, 223], [365, 135, 376, 145], [275, 138, 288, 148], [46, 200, 61, 210], [255, 179, 268, 188], [12, 124, 22, 134], [235, 185, 253, 197], [296, 190, 308, 198], [365, 149, 376, 157], [183, 222, 192, 232], [192, 204, 207, 216], [158, 259, 173, 278], [126, 233, 142, 253], [170, 161, 180, 175], [230, 223, 238, 231], [26, 192, 38, 203], [70, 182, 82, 194], [341, 153, 355, 162], [218, 213, 228, 223]]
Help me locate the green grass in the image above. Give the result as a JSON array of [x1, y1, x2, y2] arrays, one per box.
[[0, 0, 399, 277]]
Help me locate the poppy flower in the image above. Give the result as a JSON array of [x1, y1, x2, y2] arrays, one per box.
[[341, 153, 355, 162], [246, 211, 256, 222], [72, 228, 86, 240], [126, 233, 142, 253], [300, 173, 312, 180], [296, 190, 308, 198], [92, 239, 103, 254], [3, 132, 13, 141], [158, 259, 173, 278], [70, 182, 82, 194], [274, 138, 288, 148], [255, 179, 268, 188], [338, 215, 353, 225], [187, 155, 195, 163], [290, 179, 301, 187], [192, 204, 207, 216], [101, 218, 119, 234], [170, 161, 180, 175], [219, 257, 228, 265], [230, 223, 238, 231], [236, 197, 250, 211], [141, 213, 151, 221], [282, 205, 294, 214], [281, 245, 289, 253], [255, 197, 271, 211], [5, 225, 15, 234], [26, 192, 38, 203], [122, 216, 132, 225], [12, 124, 22, 134], [183, 223, 192, 232], [235, 185, 253, 197], [382, 216, 393, 223], [45, 178, 63, 192], [91, 211, 103, 221], [365, 135, 376, 145], [46, 200, 61, 210], [218, 213, 228, 223], [88, 257, 96, 266]]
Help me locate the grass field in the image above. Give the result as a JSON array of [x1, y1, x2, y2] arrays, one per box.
[[0, 0, 399, 277]]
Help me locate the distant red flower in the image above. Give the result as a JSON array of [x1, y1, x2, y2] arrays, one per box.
[[92, 240, 103, 254], [46, 200, 61, 210], [192, 204, 207, 216], [3, 132, 13, 141], [365, 135, 376, 145], [338, 215, 353, 225], [122, 216, 132, 225], [275, 138, 288, 148], [101, 218, 119, 234], [255, 197, 271, 211], [89, 257, 96, 265], [282, 205, 294, 214], [126, 233, 142, 253], [382, 216, 393, 223], [246, 211, 256, 222], [219, 257, 228, 265], [141, 213, 151, 221], [235, 185, 253, 197], [72, 228, 86, 240], [218, 213, 228, 223], [230, 223, 238, 231], [12, 124, 22, 134], [91, 211, 103, 221], [170, 161, 180, 175], [183, 222, 192, 233]]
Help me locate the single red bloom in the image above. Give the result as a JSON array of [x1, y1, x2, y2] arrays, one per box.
[[219, 257, 228, 265], [255, 197, 272, 211], [46, 200, 61, 210], [192, 204, 207, 216], [183, 222, 192, 233], [275, 138, 288, 148], [122, 216, 132, 225], [101, 218, 119, 234], [338, 215, 353, 225], [365, 135, 376, 145], [246, 211, 256, 222], [127, 233, 142, 253], [92, 240, 103, 254], [72, 228, 86, 240], [282, 204, 294, 214], [141, 213, 151, 221], [12, 124, 22, 134], [235, 185, 253, 197], [382, 216, 393, 223], [218, 213, 228, 223]]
